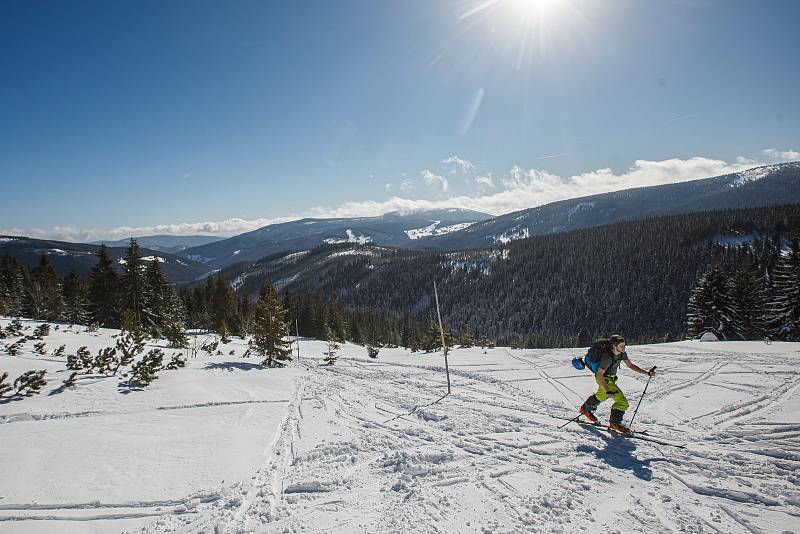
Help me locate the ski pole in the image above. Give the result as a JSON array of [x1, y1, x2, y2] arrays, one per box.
[[629, 366, 656, 430], [558, 413, 582, 429]]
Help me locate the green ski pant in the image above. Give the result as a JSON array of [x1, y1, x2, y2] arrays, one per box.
[[594, 375, 629, 412]]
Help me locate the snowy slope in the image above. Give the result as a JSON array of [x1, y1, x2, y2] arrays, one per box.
[[1, 319, 798, 533]]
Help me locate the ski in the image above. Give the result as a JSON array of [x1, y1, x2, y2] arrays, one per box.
[[549, 415, 686, 449]]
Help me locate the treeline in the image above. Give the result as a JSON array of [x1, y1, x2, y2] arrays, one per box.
[[276, 204, 800, 347], [1, 239, 452, 351], [180, 276, 464, 350], [687, 234, 800, 340], [0, 240, 186, 344]]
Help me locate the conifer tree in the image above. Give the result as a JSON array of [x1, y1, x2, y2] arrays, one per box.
[[771, 235, 800, 340], [120, 239, 148, 330], [249, 281, 292, 366], [323, 325, 339, 365], [63, 267, 89, 325], [26, 254, 64, 320], [576, 326, 592, 347], [687, 265, 734, 339], [727, 261, 769, 340], [213, 273, 236, 334], [88, 244, 120, 328]]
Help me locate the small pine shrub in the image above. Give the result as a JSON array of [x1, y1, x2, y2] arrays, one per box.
[[32, 324, 51, 339], [164, 353, 186, 370], [114, 329, 146, 374], [6, 319, 24, 337], [92, 347, 118, 375], [63, 372, 78, 388], [131, 349, 164, 387], [0, 372, 12, 397], [34, 342, 47, 355], [13, 370, 47, 396]]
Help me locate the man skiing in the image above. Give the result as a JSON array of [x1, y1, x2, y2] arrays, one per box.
[[578, 335, 655, 433]]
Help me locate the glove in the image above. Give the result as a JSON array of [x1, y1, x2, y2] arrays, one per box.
[[647, 368, 656, 377]]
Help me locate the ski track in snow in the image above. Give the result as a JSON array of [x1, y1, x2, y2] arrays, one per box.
[[139, 349, 799, 533], [1, 320, 799, 533]]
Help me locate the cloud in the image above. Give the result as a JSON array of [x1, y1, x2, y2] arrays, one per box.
[[762, 148, 800, 161], [475, 173, 495, 188], [442, 156, 476, 174], [421, 169, 448, 191], [1, 217, 296, 243], [6, 150, 795, 242]]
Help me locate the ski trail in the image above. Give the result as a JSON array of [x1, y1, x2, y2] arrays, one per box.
[[225, 376, 306, 533]]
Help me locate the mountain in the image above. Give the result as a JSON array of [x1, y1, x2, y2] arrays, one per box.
[[179, 209, 492, 269], [0, 236, 210, 283], [90, 234, 224, 254], [213, 203, 800, 344], [419, 162, 800, 250]]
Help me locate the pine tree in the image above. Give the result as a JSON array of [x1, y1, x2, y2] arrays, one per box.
[[323, 325, 339, 365], [771, 235, 800, 340], [120, 239, 149, 330], [63, 267, 89, 325], [141, 259, 186, 341], [249, 281, 292, 367], [88, 244, 120, 328], [0, 255, 25, 316], [576, 326, 592, 347], [25, 254, 64, 320], [213, 273, 236, 334], [687, 265, 734, 339], [727, 261, 769, 340]]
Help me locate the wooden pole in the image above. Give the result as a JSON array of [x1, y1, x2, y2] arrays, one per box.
[[433, 280, 451, 394]]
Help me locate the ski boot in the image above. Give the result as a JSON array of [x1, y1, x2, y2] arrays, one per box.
[[609, 409, 632, 434], [579, 399, 599, 424]]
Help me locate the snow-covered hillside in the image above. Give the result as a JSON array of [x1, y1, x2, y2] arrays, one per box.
[[1, 318, 798, 533]]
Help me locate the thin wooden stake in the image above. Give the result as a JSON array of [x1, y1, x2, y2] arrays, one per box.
[[295, 318, 301, 361], [433, 279, 451, 395]]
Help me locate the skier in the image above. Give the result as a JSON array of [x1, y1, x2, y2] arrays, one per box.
[[577, 335, 655, 433]]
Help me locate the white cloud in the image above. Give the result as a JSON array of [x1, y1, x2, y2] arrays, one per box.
[[475, 173, 495, 188], [442, 156, 476, 174], [6, 150, 795, 243], [1, 217, 296, 243], [762, 148, 800, 161], [421, 169, 448, 191]]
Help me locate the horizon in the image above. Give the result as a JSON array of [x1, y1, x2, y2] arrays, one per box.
[[2, 0, 798, 241]]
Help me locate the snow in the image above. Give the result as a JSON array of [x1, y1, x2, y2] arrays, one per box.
[[1, 319, 799, 533], [730, 165, 783, 187], [193, 269, 220, 281], [118, 256, 166, 265], [232, 249, 241, 256], [567, 201, 595, 220], [405, 221, 475, 240], [405, 221, 440, 240], [494, 226, 530, 244], [323, 229, 372, 245], [700, 331, 719, 342], [186, 255, 213, 264]]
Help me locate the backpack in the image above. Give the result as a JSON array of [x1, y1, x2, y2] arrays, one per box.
[[571, 340, 611, 373]]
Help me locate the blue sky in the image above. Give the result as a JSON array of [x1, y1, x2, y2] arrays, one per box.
[[1, 0, 798, 240]]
